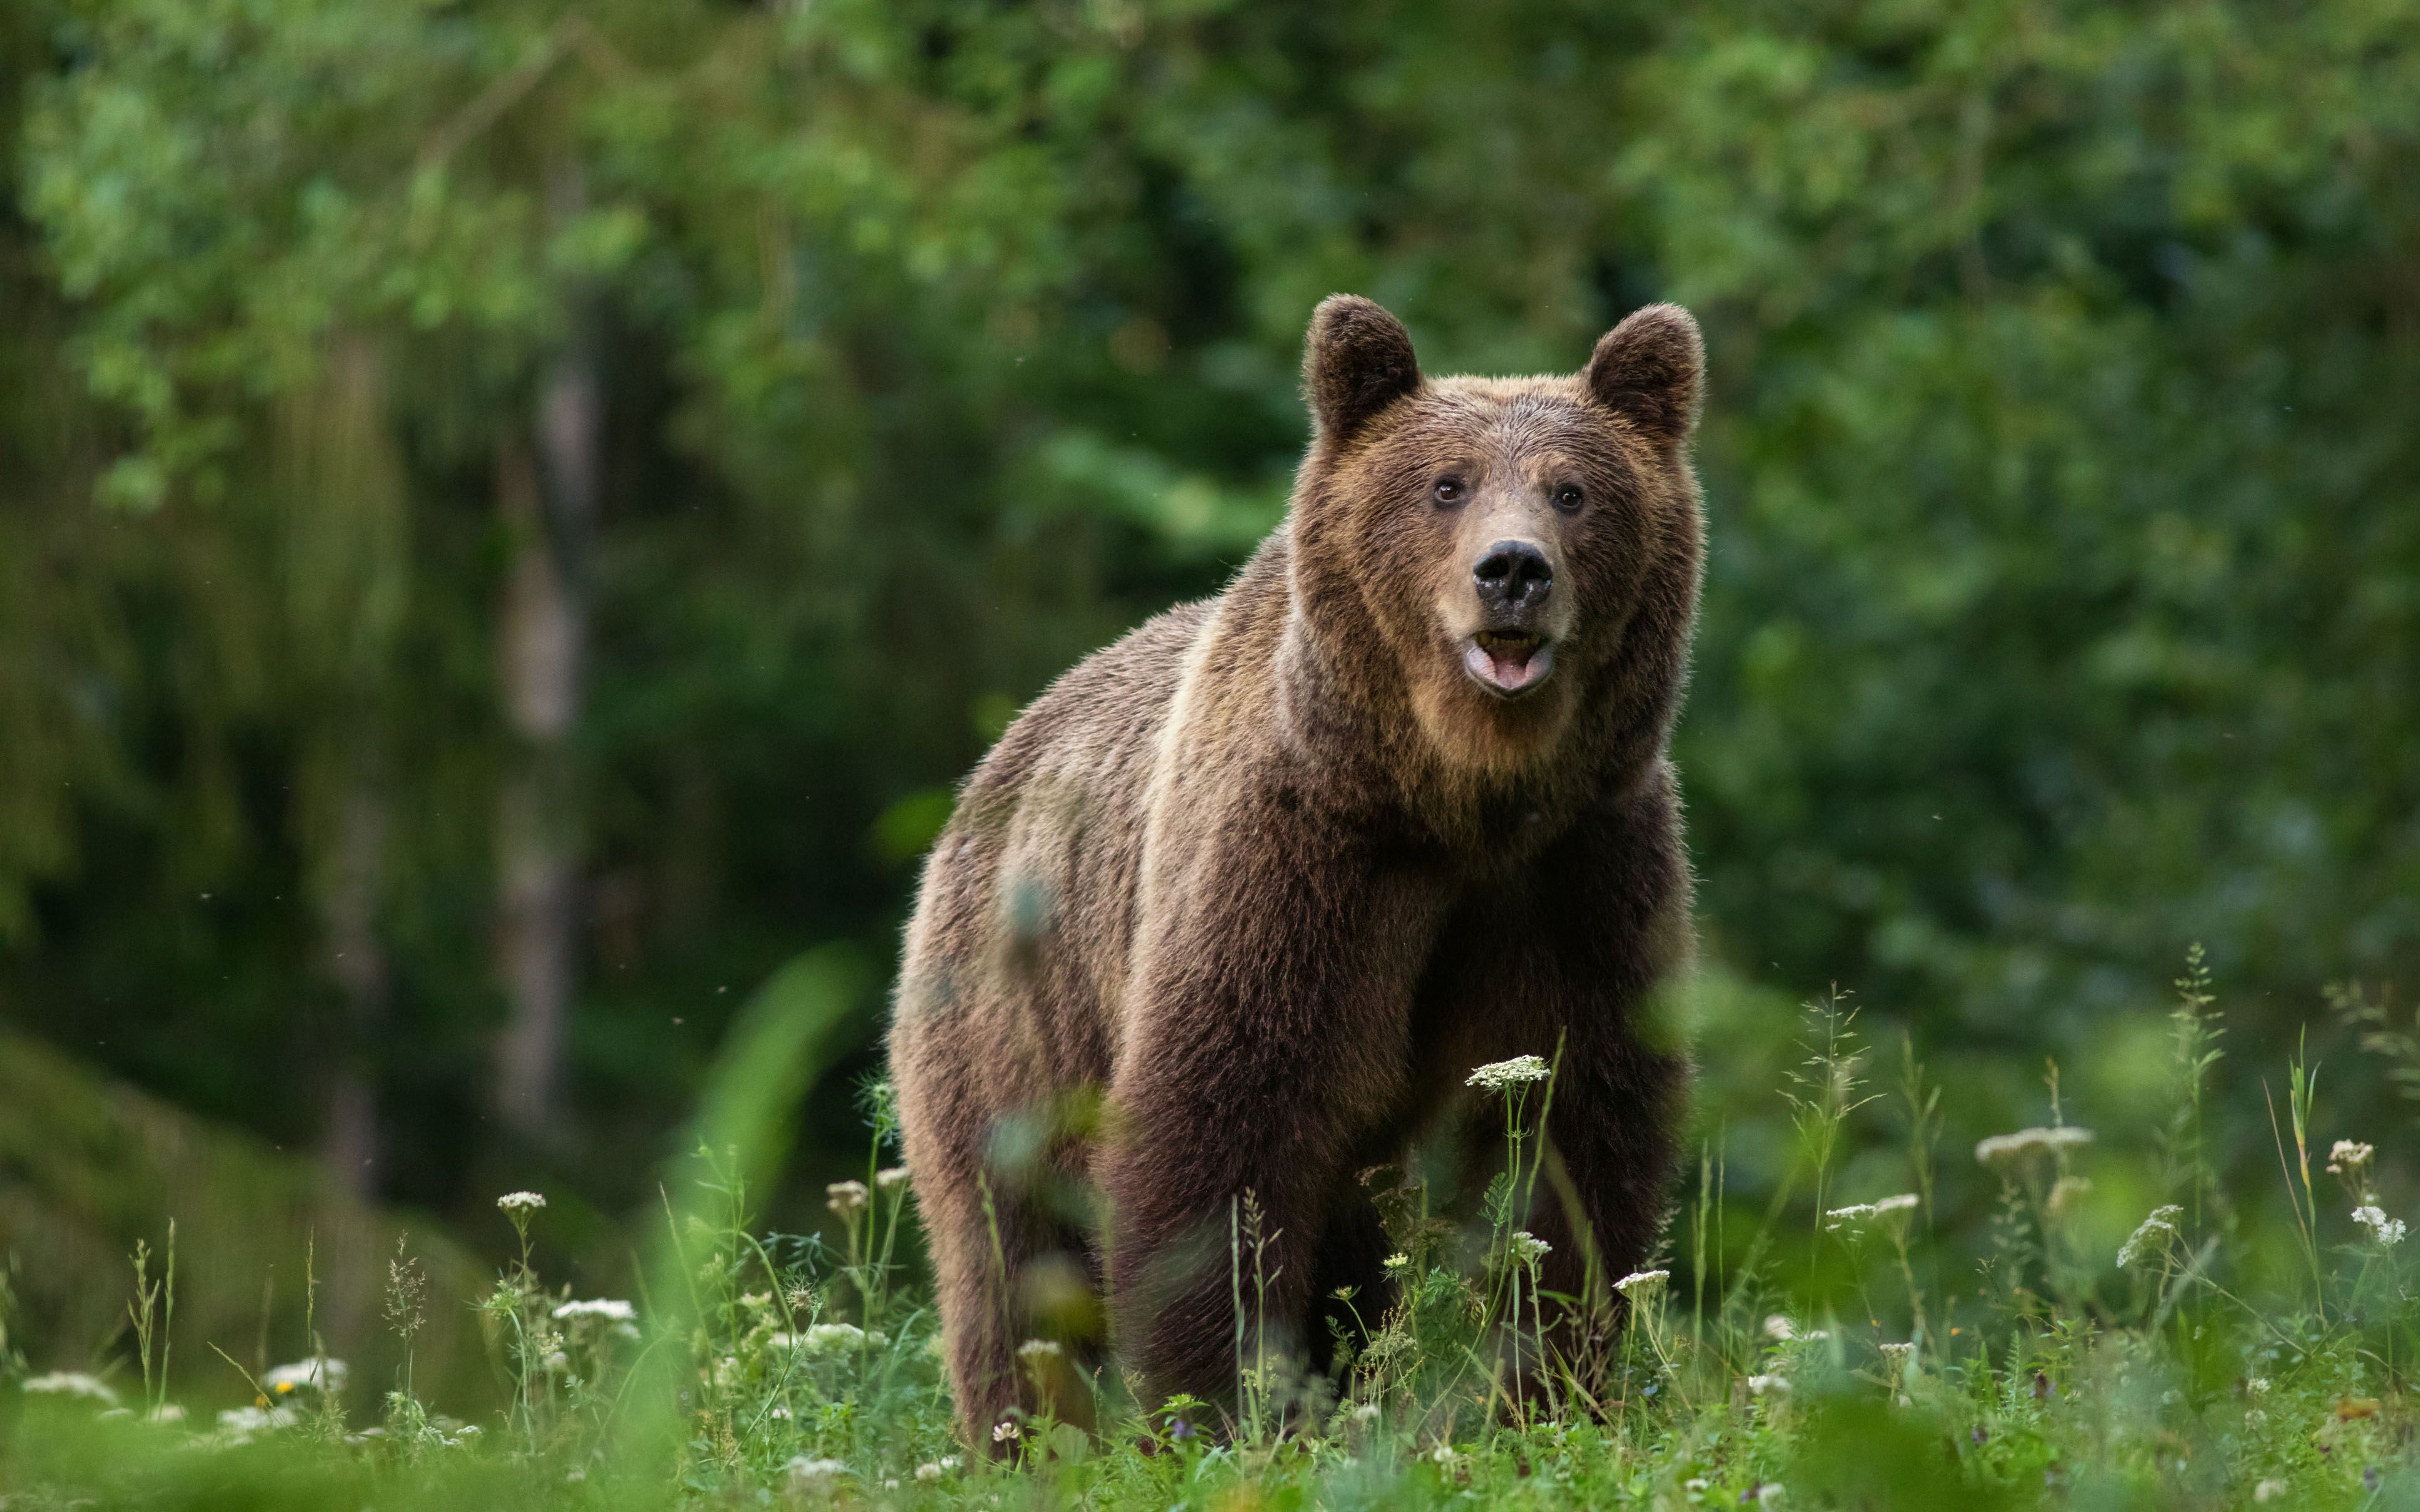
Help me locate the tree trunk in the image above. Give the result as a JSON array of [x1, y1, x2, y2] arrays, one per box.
[[320, 773, 389, 1196], [494, 163, 601, 1140], [280, 332, 409, 1201]]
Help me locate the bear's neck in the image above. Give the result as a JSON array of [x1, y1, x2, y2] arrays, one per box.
[[1259, 528, 1616, 861]]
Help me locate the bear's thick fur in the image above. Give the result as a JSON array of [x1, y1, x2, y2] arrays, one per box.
[[890, 296, 1704, 1445]]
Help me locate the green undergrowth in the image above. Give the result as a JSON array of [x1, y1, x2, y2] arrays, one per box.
[[3, 957, 2416, 1509]]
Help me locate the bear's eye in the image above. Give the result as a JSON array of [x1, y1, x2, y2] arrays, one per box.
[[1552, 483, 1585, 513], [1433, 476, 1467, 507]]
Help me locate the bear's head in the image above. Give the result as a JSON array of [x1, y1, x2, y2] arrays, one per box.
[[1288, 295, 1705, 784]]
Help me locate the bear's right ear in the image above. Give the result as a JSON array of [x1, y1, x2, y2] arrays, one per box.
[[1303, 295, 1421, 445]]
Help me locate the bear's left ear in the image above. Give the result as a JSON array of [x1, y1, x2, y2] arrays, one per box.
[[1583, 303, 1704, 446], [1304, 294, 1422, 445]]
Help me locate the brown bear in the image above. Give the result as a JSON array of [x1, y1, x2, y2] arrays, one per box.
[[889, 294, 1703, 1446]]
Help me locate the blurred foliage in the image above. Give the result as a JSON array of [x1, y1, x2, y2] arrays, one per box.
[[1, 0, 2416, 1376], [0, 1030, 494, 1412]]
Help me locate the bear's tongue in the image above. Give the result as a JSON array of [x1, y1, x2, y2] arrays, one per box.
[[1469, 631, 1548, 692]]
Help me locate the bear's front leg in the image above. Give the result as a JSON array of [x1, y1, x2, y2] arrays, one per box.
[[1526, 774, 1693, 1392], [1434, 769, 1693, 1401], [1097, 816, 1445, 1424]]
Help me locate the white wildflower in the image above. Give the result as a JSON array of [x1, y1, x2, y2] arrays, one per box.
[[2116, 1205, 2183, 1269], [993, 1420, 1022, 1443], [1507, 1231, 1552, 1266], [1974, 1126, 2093, 1167], [1382, 1252, 1411, 1271], [1757, 1486, 1787, 1507], [215, 1404, 298, 1438], [883, 1479, 900, 1491], [552, 1298, 637, 1323], [2352, 1205, 2407, 1247], [1878, 1342, 1916, 1371], [1428, 1443, 1462, 1468], [1762, 1315, 1798, 1341], [1352, 1402, 1382, 1424], [495, 1190, 546, 1213], [825, 1180, 869, 1215], [784, 1456, 851, 1489], [800, 1322, 881, 1354], [2247, 1377, 2271, 1396], [1016, 1338, 1063, 1361], [24, 1371, 117, 1405], [2254, 1480, 2288, 1503], [1465, 1055, 1550, 1092], [1613, 1268, 1669, 1300], [263, 1357, 348, 1396], [2327, 1141, 2374, 1176], [1826, 1193, 1921, 1231], [876, 1165, 911, 1190], [915, 1462, 948, 1481], [1746, 1374, 1791, 1396]]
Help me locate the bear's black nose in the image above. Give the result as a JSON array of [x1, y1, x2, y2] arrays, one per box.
[[1474, 540, 1553, 614]]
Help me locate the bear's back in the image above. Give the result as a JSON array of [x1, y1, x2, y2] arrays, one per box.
[[893, 594, 1220, 1091]]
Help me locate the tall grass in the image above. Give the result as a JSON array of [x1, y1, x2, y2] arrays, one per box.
[[3, 957, 2415, 1509]]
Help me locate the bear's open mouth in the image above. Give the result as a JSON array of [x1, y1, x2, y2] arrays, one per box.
[[1465, 630, 1554, 697]]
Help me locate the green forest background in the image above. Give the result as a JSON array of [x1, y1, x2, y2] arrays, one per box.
[[2, 0, 2416, 1407]]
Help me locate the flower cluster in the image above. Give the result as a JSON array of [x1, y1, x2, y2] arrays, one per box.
[[24, 1371, 116, 1404], [799, 1322, 882, 1354], [1974, 1126, 2094, 1168], [2351, 1205, 2407, 1247], [2329, 1140, 2377, 1202], [263, 1357, 348, 1396], [495, 1190, 547, 1213], [2116, 1205, 2183, 1269], [784, 1456, 850, 1489], [1613, 1268, 1668, 1301], [552, 1298, 637, 1323], [1507, 1231, 1553, 1267], [215, 1404, 299, 1442], [1465, 1055, 1550, 1092], [2327, 1139, 2373, 1175], [1823, 1193, 1919, 1230], [825, 1180, 869, 1216]]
